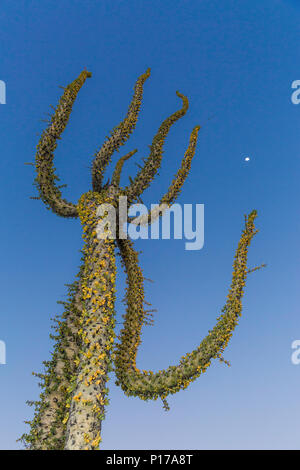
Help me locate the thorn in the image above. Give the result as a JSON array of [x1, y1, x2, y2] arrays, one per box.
[[219, 357, 231, 367], [161, 398, 170, 411], [200, 113, 217, 127], [135, 163, 144, 170], [247, 263, 267, 274]]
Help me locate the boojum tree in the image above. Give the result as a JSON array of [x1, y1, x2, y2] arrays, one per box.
[[21, 69, 262, 450]]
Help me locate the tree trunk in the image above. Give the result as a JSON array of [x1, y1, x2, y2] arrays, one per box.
[[64, 192, 116, 450]]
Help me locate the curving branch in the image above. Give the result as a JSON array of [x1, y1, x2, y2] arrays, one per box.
[[91, 69, 151, 191], [111, 149, 138, 187], [34, 70, 91, 218], [124, 91, 189, 204], [114, 211, 258, 401], [128, 125, 201, 226]]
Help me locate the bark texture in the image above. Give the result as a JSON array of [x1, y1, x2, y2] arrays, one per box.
[[64, 191, 116, 450], [20, 272, 84, 449]]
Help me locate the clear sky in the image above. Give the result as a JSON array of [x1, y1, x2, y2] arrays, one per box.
[[0, 0, 299, 450]]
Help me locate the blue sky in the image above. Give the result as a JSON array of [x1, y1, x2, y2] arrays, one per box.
[[0, 0, 300, 450]]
